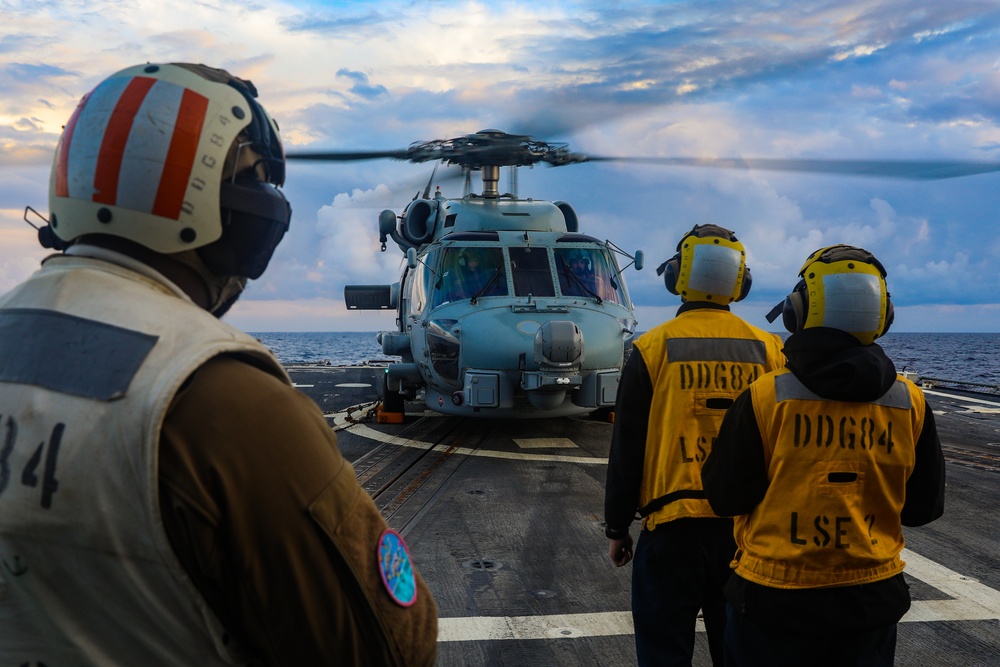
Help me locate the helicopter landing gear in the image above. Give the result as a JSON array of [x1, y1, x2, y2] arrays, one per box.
[[377, 371, 406, 424], [590, 407, 615, 423]]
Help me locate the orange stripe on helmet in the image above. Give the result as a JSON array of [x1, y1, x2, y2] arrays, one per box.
[[152, 88, 209, 219], [92, 77, 157, 205], [54, 91, 93, 197]]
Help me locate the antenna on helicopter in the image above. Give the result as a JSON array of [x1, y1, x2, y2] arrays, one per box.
[[421, 163, 439, 200]]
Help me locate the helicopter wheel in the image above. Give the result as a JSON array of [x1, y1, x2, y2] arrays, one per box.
[[590, 407, 615, 423], [378, 371, 406, 423]]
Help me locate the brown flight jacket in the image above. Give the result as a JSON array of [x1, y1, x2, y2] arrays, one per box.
[[159, 354, 438, 666]]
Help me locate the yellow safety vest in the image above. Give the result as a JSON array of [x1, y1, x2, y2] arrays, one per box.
[[733, 368, 925, 589], [635, 309, 784, 530]]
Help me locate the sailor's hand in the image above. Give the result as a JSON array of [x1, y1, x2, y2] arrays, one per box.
[[608, 535, 634, 567]]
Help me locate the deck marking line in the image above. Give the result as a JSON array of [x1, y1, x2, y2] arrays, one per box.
[[514, 438, 578, 449], [437, 611, 636, 642], [922, 389, 1000, 409], [347, 423, 605, 464], [436, 548, 1000, 642], [900, 548, 1000, 620], [292, 383, 314, 388]]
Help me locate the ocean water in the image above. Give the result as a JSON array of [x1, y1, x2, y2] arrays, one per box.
[[876, 333, 1000, 386], [251, 331, 1000, 386], [250, 331, 389, 366]]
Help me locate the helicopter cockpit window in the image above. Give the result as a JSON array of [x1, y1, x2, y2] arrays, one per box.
[[434, 246, 508, 306], [409, 249, 437, 315], [555, 247, 624, 304], [510, 247, 556, 297]]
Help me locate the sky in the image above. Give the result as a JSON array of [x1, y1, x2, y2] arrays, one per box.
[[2, 0, 1000, 333]]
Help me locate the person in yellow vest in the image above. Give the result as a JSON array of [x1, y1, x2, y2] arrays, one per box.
[[702, 245, 945, 667], [0, 63, 437, 665], [604, 224, 785, 666]]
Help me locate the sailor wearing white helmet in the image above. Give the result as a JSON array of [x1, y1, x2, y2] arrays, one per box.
[[0, 63, 437, 666]]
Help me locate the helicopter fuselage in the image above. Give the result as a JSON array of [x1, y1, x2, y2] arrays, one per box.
[[348, 192, 641, 418]]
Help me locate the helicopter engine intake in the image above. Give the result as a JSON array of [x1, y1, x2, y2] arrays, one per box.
[[404, 199, 438, 245]]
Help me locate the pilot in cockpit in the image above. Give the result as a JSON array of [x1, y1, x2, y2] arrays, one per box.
[[445, 248, 505, 301], [564, 249, 600, 297]]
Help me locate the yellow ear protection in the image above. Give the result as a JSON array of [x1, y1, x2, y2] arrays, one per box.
[[656, 224, 751, 302], [767, 245, 894, 345]]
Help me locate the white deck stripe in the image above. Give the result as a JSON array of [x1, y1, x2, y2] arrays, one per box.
[[922, 389, 1000, 408], [435, 550, 1000, 642], [899, 548, 1000, 621], [438, 611, 637, 642], [514, 437, 578, 449], [347, 422, 605, 464]]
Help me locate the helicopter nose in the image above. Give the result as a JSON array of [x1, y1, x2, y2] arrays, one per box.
[[534, 320, 584, 368], [520, 320, 585, 411]]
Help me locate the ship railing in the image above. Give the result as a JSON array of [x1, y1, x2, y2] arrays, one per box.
[[912, 374, 1000, 396]]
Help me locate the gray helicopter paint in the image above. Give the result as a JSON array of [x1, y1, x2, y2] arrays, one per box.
[[390, 229, 635, 417], [374, 222, 638, 417], [438, 198, 568, 234]]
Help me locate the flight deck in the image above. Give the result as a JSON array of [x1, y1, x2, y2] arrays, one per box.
[[288, 364, 1000, 667]]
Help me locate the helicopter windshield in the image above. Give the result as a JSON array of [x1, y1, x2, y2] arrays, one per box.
[[509, 247, 556, 297], [555, 247, 623, 305], [434, 246, 508, 306]]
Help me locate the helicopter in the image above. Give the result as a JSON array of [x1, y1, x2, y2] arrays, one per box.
[[288, 129, 647, 419], [287, 129, 1000, 420]]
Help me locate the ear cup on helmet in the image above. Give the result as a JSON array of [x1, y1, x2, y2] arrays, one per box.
[[781, 280, 808, 334], [38, 223, 70, 251], [736, 265, 753, 302], [198, 176, 291, 279], [881, 295, 894, 337], [661, 253, 681, 295]]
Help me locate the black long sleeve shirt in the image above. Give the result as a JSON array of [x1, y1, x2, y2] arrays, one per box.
[[604, 345, 654, 537]]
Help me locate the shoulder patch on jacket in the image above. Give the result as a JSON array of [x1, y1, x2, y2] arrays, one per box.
[[378, 529, 418, 607]]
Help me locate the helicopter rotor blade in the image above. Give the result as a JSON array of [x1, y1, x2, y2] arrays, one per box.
[[285, 130, 1000, 182], [582, 155, 1000, 181], [285, 149, 412, 162]]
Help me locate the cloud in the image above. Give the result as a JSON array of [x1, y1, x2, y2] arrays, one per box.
[[0, 225, 48, 294], [280, 8, 387, 34], [0, 62, 77, 84], [1, 0, 999, 333], [336, 68, 388, 100]]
